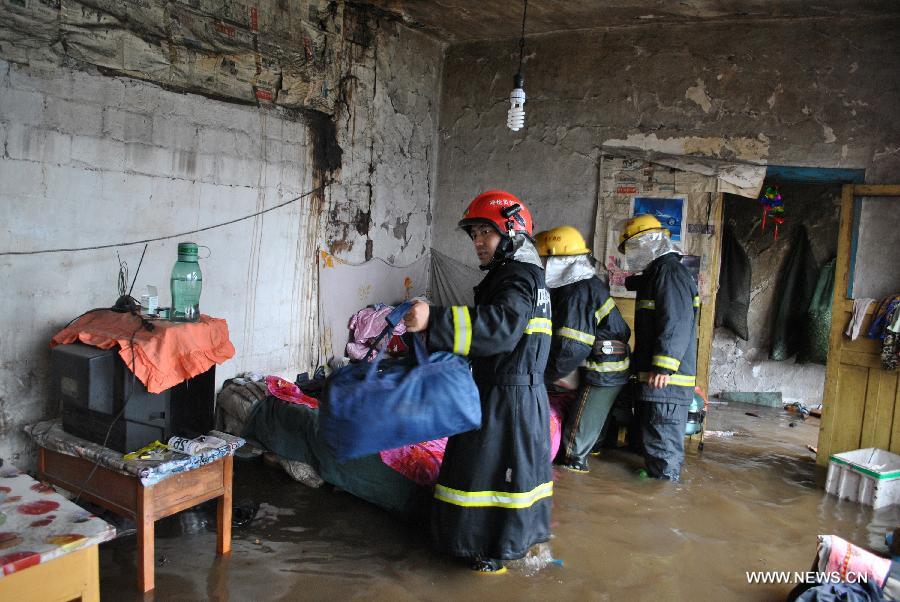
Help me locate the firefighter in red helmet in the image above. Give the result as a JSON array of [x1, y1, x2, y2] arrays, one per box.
[[404, 189, 552, 574]]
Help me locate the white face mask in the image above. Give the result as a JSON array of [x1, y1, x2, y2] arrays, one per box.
[[624, 230, 681, 272], [544, 254, 596, 288], [511, 236, 543, 268]]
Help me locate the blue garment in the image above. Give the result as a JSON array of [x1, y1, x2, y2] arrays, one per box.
[[796, 580, 884, 601]]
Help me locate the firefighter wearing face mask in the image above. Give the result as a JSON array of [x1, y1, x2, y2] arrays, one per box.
[[534, 226, 631, 473], [620, 214, 699, 481], [403, 190, 552, 574]]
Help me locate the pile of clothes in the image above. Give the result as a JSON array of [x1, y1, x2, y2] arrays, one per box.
[[345, 304, 408, 361], [869, 295, 900, 371], [847, 294, 900, 370]]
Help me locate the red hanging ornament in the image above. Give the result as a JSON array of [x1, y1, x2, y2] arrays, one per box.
[[757, 185, 785, 238]]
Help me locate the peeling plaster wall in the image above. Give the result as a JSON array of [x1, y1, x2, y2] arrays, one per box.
[[711, 184, 841, 404], [0, 6, 442, 467], [433, 16, 900, 266], [325, 13, 442, 264]]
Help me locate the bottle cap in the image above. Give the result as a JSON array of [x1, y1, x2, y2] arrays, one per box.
[[177, 242, 199, 261]]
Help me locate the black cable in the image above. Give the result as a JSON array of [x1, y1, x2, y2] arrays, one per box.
[[0, 183, 329, 256], [517, 0, 528, 73], [72, 316, 146, 505], [128, 244, 148, 297], [116, 253, 128, 297], [64, 307, 111, 329]]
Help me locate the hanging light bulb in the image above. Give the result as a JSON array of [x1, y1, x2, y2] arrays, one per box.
[[507, 73, 525, 131], [507, 0, 528, 132]]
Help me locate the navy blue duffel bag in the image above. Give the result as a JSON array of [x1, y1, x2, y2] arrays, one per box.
[[321, 301, 482, 462]]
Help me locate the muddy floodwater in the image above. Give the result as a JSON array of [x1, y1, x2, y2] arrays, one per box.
[[99, 401, 900, 601]]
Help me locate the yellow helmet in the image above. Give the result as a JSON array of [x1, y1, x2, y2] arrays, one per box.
[[534, 225, 591, 256], [618, 214, 670, 252]]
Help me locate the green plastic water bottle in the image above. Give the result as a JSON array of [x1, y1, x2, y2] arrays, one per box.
[[170, 242, 202, 322]]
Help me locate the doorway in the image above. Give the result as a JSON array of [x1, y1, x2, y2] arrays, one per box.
[[709, 167, 864, 449]]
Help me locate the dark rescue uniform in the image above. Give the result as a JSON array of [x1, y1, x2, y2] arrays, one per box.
[[545, 275, 630, 465], [545, 276, 631, 386], [631, 252, 699, 400], [427, 259, 553, 560], [629, 252, 699, 479]]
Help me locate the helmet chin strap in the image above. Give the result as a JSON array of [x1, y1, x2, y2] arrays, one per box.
[[480, 237, 514, 271]]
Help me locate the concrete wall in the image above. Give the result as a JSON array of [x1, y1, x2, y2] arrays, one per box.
[[432, 16, 900, 267], [324, 13, 443, 264], [710, 185, 841, 405], [0, 8, 443, 466], [852, 197, 900, 300]]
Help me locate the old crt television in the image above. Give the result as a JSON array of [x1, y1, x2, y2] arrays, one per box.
[[51, 343, 215, 453]]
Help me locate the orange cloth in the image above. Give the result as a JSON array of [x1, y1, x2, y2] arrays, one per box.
[[51, 311, 235, 394]]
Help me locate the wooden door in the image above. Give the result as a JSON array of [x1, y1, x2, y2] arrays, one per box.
[[817, 184, 900, 473]]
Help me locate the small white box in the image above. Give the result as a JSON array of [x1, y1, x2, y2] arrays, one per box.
[[825, 448, 900, 509]]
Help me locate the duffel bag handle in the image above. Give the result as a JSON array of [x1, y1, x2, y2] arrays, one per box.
[[363, 300, 415, 362], [385, 300, 415, 330], [392, 302, 429, 365], [363, 301, 429, 379]]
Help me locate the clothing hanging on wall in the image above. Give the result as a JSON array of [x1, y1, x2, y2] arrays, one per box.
[[770, 225, 817, 361], [798, 258, 835, 365], [714, 223, 751, 340], [846, 298, 876, 341]]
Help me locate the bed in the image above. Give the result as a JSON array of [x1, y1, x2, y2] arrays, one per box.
[[216, 376, 563, 516]]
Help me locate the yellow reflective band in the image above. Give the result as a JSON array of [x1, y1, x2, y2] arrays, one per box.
[[451, 306, 472, 356], [434, 481, 554, 509], [524, 317, 553, 336], [638, 372, 696, 387], [652, 355, 681, 371], [585, 358, 630, 373], [668, 374, 697, 387], [636, 300, 655, 310], [693, 295, 701, 308], [557, 327, 595, 346], [594, 298, 616, 324]]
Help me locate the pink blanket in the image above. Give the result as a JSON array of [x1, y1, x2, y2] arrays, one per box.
[[819, 534, 890, 585], [265, 376, 318, 409], [380, 401, 564, 486]]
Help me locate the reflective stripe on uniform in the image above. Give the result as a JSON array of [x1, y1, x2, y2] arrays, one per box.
[[638, 372, 696, 387], [451, 306, 472, 356], [693, 295, 701, 308], [636, 300, 655, 310], [585, 358, 630, 373], [557, 327, 595, 346], [652, 355, 681, 371], [594, 298, 616, 324], [434, 481, 553, 509], [524, 317, 553, 335]]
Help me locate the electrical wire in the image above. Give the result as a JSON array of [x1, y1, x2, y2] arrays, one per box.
[[116, 253, 128, 297], [0, 183, 329, 256], [72, 316, 146, 505], [129, 244, 148, 297], [517, 0, 528, 73]]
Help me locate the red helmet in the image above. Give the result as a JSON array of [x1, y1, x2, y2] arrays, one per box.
[[458, 189, 534, 237]]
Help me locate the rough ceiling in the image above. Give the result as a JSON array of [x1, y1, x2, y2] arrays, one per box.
[[359, 0, 900, 42]]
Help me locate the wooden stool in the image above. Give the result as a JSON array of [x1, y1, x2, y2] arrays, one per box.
[[37, 447, 233, 593]]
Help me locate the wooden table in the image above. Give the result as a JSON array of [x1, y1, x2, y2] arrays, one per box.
[[0, 461, 115, 602], [38, 447, 233, 593]]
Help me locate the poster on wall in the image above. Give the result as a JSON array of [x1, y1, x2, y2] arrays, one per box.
[[605, 221, 635, 298], [632, 196, 686, 241]]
